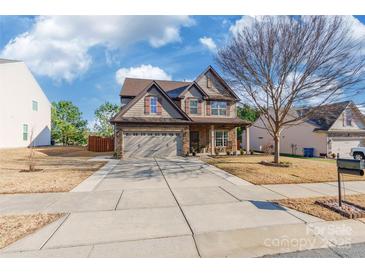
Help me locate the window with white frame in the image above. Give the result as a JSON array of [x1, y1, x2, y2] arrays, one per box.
[[215, 130, 228, 147], [150, 97, 157, 114], [32, 100, 38, 111], [189, 99, 198, 114], [23, 124, 28, 141], [211, 101, 227, 116]]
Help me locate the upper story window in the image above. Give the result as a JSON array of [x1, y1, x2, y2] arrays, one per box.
[[150, 96, 158, 114], [32, 100, 38, 111], [189, 99, 198, 115], [211, 101, 227, 116], [344, 109, 353, 126]]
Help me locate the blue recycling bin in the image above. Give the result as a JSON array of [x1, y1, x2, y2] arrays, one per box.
[[303, 148, 314, 157]]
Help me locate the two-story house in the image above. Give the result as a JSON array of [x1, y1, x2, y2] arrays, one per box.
[[111, 66, 250, 158], [0, 59, 51, 148]]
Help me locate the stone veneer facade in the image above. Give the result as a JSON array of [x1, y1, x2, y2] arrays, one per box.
[[115, 123, 238, 158], [115, 124, 189, 158]]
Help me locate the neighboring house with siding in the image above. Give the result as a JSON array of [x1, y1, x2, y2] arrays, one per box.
[[0, 59, 51, 148], [250, 101, 365, 158], [111, 66, 251, 158]]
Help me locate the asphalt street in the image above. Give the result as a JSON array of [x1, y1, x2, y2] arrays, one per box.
[[265, 242, 365, 258]]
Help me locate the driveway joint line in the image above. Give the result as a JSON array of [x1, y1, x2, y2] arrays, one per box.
[[39, 213, 71, 250], [217, 186, 241, 202], [114, 191, 124, 210], [154, 158, 201, 258]]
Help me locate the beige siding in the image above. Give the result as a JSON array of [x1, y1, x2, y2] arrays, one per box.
[[124, 87, 184, 118], [196, 70, 231, 97], [182, 86, 206, 116], [250, 117, 328, 157], [330, 106, 365, 130], [181, 86, 237, 118]]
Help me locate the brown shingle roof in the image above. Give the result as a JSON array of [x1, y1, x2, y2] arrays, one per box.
[[120, 78, 191, 97], [299, 101, 352, 130]]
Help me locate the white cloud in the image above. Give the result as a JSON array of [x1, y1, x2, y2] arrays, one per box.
[[199, 36, 217, 52], [342, 16, 365, 41], [1, 16, 194, 82], [230, 16, 365, 43], [229, 16, 265, 37], [115, 64, 172, 85]]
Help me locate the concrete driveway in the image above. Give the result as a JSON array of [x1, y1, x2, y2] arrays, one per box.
[[2, 157, 365, 257]]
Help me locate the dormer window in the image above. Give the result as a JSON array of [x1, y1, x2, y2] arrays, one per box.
[[150, 96, 158, 114]]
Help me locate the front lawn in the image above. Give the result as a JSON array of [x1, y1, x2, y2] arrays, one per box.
[[0, 146, 110, 194], [205, 155, 365, 185]]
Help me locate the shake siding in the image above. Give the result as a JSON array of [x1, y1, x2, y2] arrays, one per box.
[[124, 87, 183, 118], [183, 87, 205, 116], [181, 83, 237, 118], [196, 71, 231, 97]]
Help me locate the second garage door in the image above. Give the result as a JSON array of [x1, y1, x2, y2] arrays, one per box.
[[124, 132, 183, 158], [331, 139, 363, 158]]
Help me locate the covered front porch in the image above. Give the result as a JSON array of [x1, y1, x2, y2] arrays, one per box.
[[188, 120, 251, 155]]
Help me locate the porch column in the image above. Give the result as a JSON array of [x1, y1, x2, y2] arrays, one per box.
[[243, 126, 250, 154], [210, 125, 215, 155]]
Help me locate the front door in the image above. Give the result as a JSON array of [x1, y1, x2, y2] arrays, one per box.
[[190, 131, 199, 153]]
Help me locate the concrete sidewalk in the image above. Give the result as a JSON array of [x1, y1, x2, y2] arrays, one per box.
[[2, 157, 365, 257]]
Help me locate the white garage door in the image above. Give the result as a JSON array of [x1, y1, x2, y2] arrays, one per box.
[[331, 139, 362, 158], [124, 132, 183, 158]]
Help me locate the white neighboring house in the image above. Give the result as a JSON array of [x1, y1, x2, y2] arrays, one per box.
[[249, 101, 365, 158], [0, 59, 51, 148]]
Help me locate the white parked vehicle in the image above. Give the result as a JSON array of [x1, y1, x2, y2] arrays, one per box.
[[350, 147, 365, 160]]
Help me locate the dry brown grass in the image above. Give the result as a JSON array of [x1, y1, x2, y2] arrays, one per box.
[[276, 194, 365, 221], [0, 213, 63, 249], [206, 155, 365, 185], [0, 146, 110, 194]]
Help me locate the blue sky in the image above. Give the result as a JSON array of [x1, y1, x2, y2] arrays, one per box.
[[1, 15, 365, 125]]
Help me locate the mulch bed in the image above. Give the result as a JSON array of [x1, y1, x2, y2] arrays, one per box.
[[315, 199, 365, 219], [259, 160, 292, 168]]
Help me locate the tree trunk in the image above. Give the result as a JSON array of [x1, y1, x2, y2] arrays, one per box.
[[274, 134, 280, 164]]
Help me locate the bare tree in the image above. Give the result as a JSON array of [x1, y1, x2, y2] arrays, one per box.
[[217, 16, 365, 163]]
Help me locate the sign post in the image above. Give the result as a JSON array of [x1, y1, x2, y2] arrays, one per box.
[[336, 159, 365, 208], [337, 169, 342, 207]]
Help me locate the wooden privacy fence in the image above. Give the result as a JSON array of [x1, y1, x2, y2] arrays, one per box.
[[88, 136, 114, 152]]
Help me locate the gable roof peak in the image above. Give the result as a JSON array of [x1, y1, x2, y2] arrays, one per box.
[[112, 79, 192, 123], [194, 65, 240, 101]]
